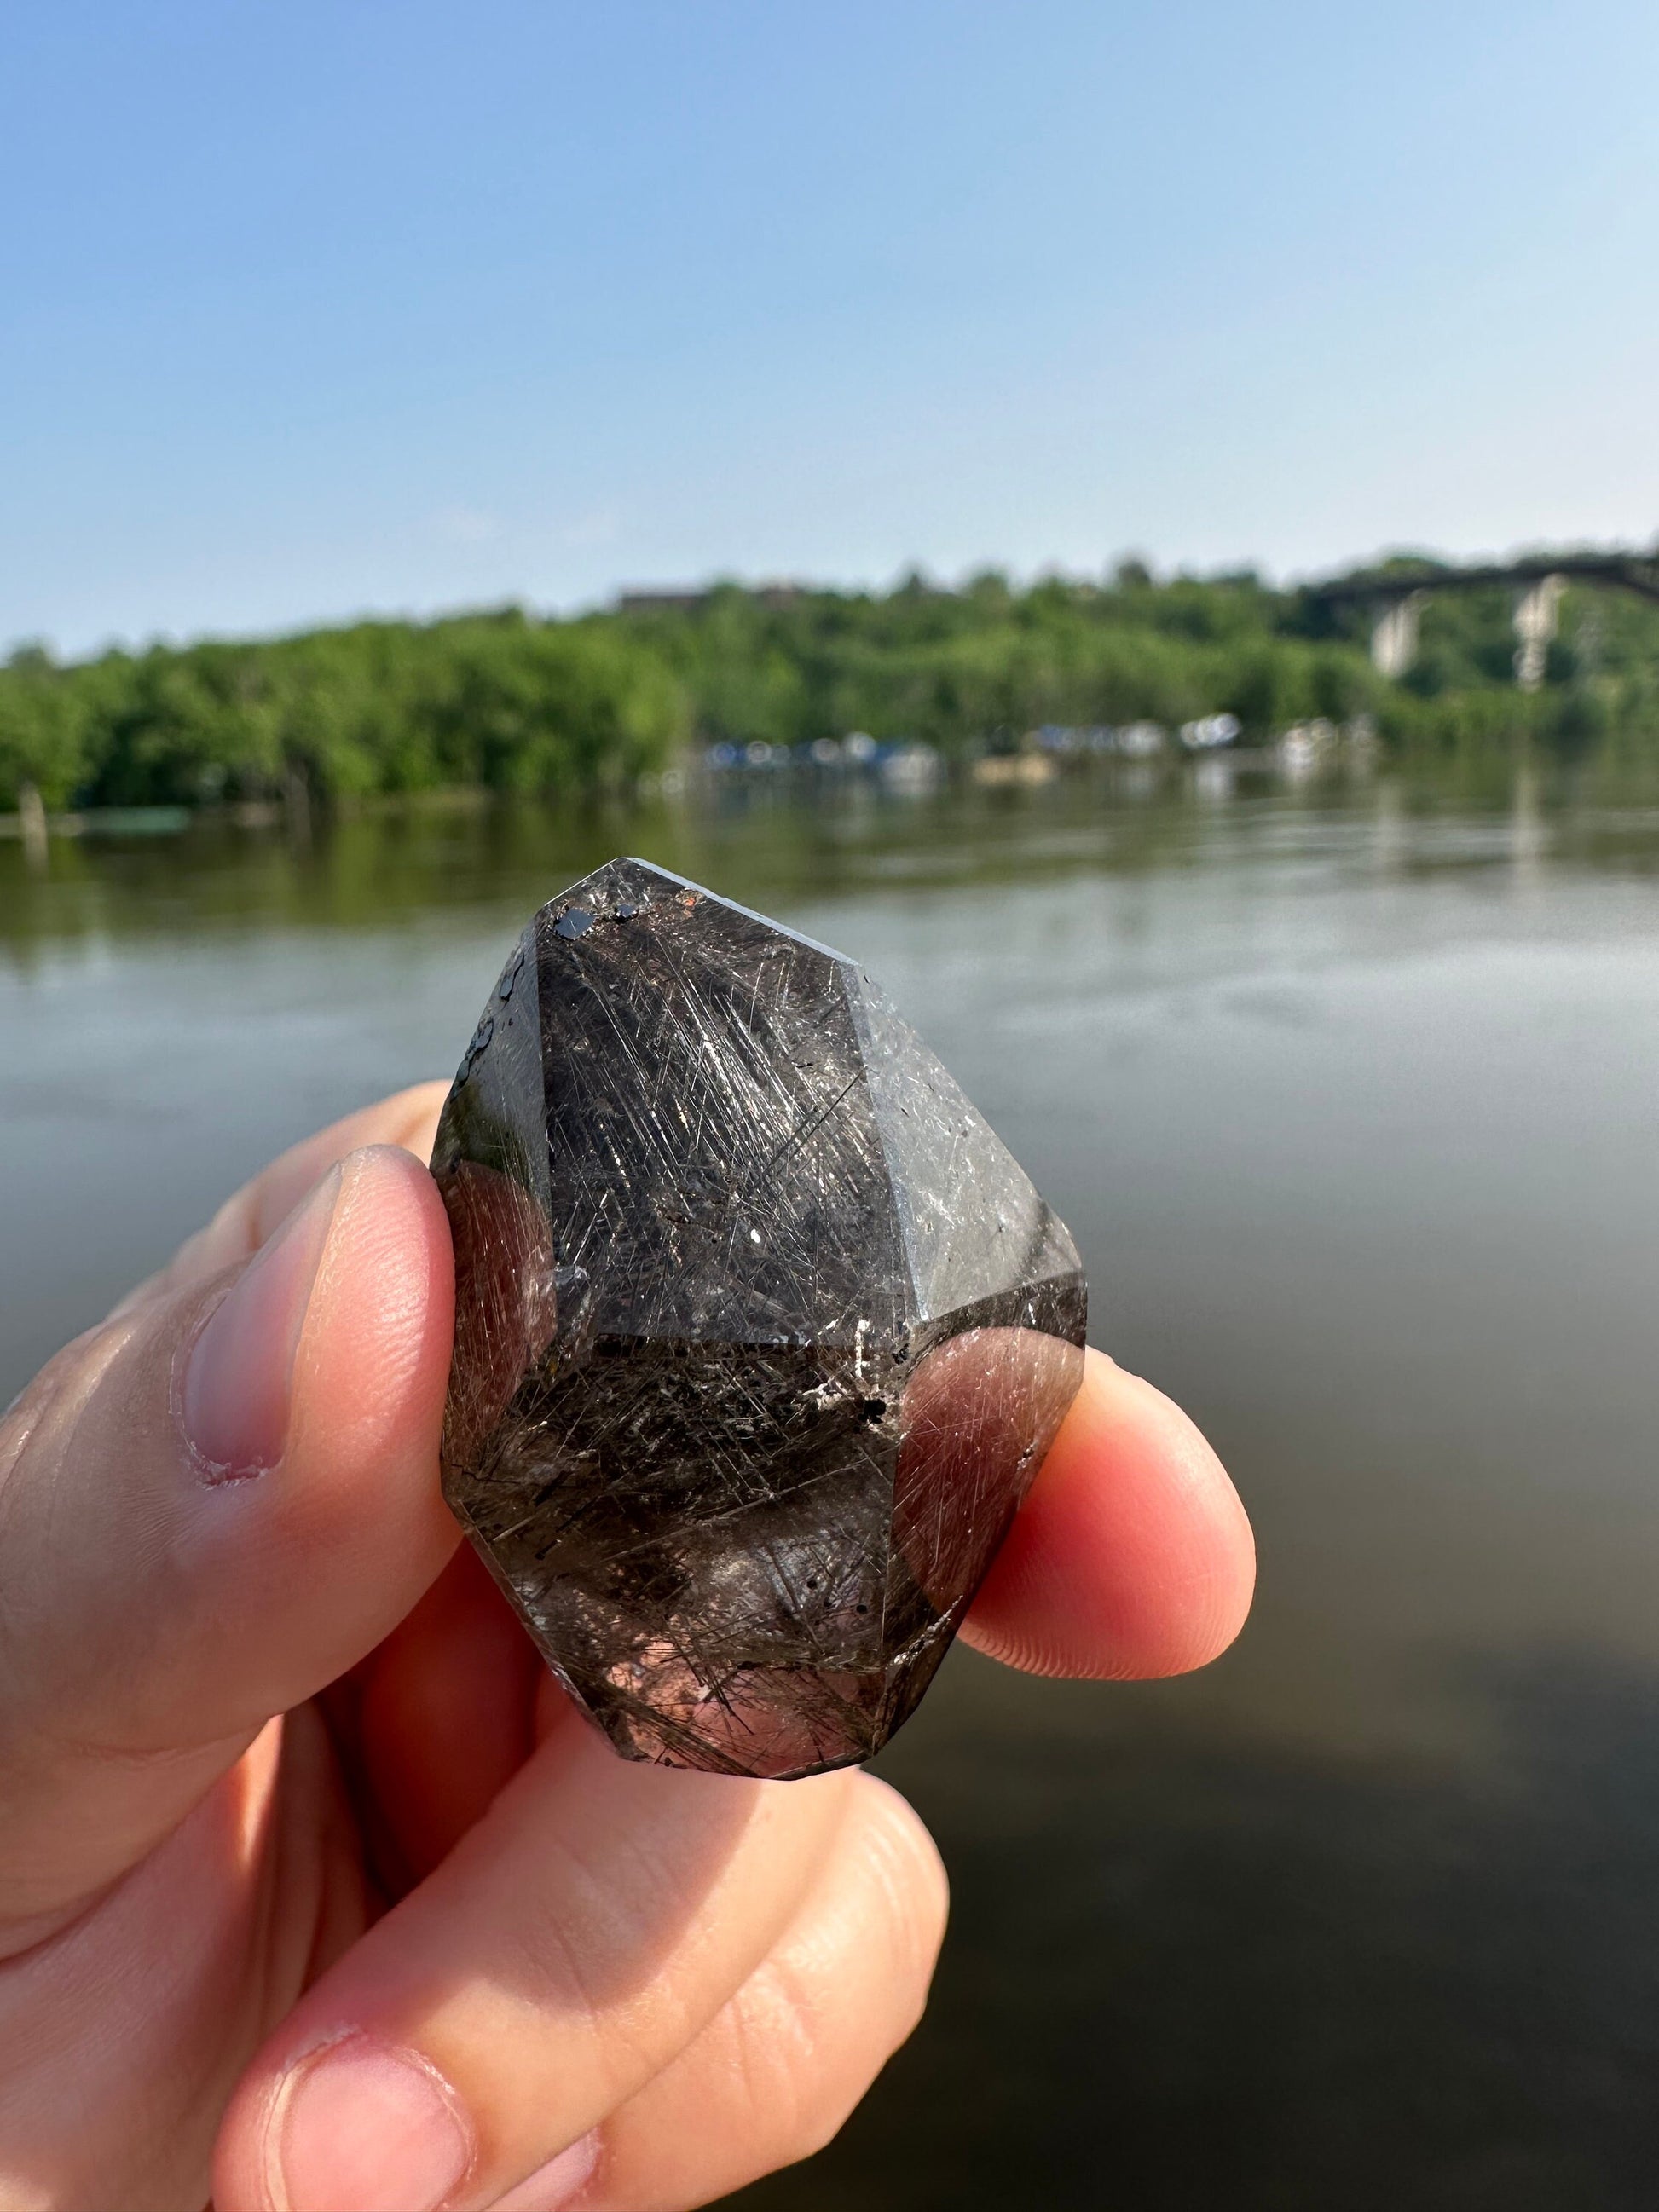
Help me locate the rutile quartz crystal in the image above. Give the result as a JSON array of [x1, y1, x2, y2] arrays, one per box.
[[434, 858, 1087, 1779]]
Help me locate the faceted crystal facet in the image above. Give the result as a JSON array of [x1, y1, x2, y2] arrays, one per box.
[[434, 858, 1087, 1779]]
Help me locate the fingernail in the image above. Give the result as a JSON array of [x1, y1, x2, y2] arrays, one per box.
[[492, 2133, 602, 2212], [182, 1164, 342, 1480], [271, 2036, 474, 2212]]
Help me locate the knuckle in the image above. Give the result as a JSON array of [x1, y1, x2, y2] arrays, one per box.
[[0, 1314, 142, 1719], [0, 1315, 130, 1487], [725, 1949, 848, 2160], [713, 1786, 951, 2165], [848, 1776, 951, 2002]]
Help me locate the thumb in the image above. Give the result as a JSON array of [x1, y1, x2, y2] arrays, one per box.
[[0, 1145, 457, 1940]]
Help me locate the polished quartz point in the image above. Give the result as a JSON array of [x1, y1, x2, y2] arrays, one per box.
[[433, 858, 1087, 1779]]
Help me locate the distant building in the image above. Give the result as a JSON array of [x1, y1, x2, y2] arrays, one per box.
[[616, 581, 808, 616], [616, 590, 709, 616]]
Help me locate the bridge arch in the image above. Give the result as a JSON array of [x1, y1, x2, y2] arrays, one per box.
[[1309, 553, 1659, 691]]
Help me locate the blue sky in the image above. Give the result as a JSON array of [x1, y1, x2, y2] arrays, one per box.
[[4, 0, 1657, 656]]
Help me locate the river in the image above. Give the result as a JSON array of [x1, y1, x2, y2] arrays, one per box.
[[5, 749, 1659, 2209]]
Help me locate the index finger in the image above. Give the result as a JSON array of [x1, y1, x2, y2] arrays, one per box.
[[962, 1348, 1255, 1680]]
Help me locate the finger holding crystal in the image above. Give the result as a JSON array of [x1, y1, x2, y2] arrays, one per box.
[[487, 1771, 948, 2212], [211, 1724, 858, 2212]]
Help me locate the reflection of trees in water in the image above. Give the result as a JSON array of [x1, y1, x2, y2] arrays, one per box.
[[0, 777, 1236, 965], [737, 1650, 1659, 2212], [14, 754, 1659, 974]]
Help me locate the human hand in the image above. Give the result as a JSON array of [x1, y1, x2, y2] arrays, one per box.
[[0, 1084, 1254, 2211]]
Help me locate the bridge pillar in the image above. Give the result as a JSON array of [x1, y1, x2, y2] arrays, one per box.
[[1371, 592, 1425, 678], [1513, 574, 1565, 691]]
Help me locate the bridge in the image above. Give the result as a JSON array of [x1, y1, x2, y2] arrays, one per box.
[[1309, 550, 1659, 690]]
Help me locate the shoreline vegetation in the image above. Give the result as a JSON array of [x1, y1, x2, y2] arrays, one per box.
[[5, 557, 1658, 823]]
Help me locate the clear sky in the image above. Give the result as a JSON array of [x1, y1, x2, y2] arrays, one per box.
[[5, 0, 1658, 657]]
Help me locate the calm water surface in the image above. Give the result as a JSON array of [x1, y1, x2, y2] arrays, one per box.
[[6, 755, 1659, 2209]]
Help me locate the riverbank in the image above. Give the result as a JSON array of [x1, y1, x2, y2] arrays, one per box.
[[7, 564, 1653, 818], [0, 729, 1385, 853]]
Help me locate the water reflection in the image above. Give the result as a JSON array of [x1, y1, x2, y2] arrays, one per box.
[[813, 1648, 1659, 2212], [7, 753, 1659, 2206]]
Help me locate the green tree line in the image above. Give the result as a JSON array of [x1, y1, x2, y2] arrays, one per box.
[[5, 560, 1657, 811]]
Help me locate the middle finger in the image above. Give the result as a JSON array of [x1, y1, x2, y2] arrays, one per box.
[[521, 1770, 948, 2212], [212, 1716, 858, 2212]]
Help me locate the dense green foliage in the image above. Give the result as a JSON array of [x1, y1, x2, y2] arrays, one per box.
[[4, 558, 1658, 811], [0, 612, 685, 811]]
